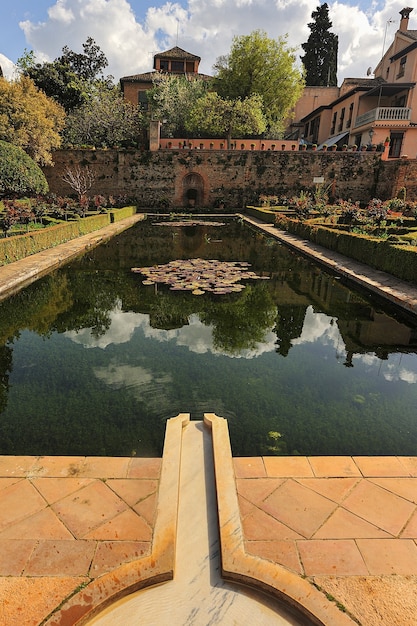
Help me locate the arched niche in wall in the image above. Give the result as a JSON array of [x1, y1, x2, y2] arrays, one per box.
[[182, 172, 204, 208]]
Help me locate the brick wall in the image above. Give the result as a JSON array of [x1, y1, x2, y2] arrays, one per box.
[[42, 149, 411, 209]]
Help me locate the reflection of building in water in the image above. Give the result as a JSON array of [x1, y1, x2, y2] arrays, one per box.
[[271, 266, 417, 360]]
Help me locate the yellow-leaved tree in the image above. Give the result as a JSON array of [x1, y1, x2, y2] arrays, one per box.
[[0, 75, 66, 165]]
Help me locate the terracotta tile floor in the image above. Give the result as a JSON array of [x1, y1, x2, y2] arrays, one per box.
[[236, 456, 417, 577], [0, 455, 161, 625]]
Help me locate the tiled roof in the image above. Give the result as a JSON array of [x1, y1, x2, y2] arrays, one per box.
[[154, 46, 200, 61], [120, 70, 212, 83], [399, 29, 417, 40]]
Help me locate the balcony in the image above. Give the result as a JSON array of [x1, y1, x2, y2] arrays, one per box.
[[355, 107, 411, 128]]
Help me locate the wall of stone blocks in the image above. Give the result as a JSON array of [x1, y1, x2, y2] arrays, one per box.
[[42, 149, 412, 209]]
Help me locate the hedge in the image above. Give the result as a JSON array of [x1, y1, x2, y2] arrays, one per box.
[[0, 207, 135, 266], [274, 215, 417, 285]]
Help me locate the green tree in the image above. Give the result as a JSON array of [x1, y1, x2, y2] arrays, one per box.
[[0, 76, 65, 165], [146, 74, 210, 138], [186, 92, 266, 148], [63, 83, 144, 148], [301, 3, 338, 86], [0, 140, 48, 195], [18, 38, 111, 112], [213, 30, 304, 136]]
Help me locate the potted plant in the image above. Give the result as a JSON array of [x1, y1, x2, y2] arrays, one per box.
[[241, 143, 246, 150], [210, 142, 214, 149], [291, 144, 297, 151], [312, 144, 317, 151], [342, 144, 348, 151], [251, 143, 255, 150], [331, 144, 337, 151], [271, 144, 276, 150], [322, 144, 328, 151], [300, 144, 307, 151]]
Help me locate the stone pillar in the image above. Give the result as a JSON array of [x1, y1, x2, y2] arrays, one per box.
[[149, 120, 161, 152]]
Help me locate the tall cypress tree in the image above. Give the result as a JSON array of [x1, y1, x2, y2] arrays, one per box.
[[301, 3, 338, 86]]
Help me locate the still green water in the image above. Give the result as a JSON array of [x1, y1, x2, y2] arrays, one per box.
[[0, 218, 416, 457]]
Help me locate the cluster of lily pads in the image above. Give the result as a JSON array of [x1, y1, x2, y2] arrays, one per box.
[[132, 258, 269, 295]]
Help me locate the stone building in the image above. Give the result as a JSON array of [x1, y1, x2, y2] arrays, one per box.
[[287, 7, 417, 157], [120, 46, 211, 110]]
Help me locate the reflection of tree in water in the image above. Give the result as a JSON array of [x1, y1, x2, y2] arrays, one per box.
[[50, 271, 123, 338], [274, 304, 307, 357], [200, 284, 276, 355], [0, 343, 12, 415]]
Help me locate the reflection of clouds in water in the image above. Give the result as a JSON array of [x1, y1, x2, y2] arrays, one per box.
[[292, 307, 341, 347], [66, 307, 276, 359], [94, 363, 153, 389], [65, 307, 145, 349], [93, 362, 173, 413], [353, 353, 417, 385]]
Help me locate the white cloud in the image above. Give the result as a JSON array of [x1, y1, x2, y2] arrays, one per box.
[[12, 0, 411, 85], [0, 54, 17, 80]]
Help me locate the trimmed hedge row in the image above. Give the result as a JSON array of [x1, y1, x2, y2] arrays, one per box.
[[245, 206, 280, 223], [274, 216, 417, 285], [0, 207, 137, 265], [109, 206, 137, 223]]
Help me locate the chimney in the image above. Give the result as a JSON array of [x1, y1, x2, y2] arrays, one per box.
[[399, 7, 413, 31]]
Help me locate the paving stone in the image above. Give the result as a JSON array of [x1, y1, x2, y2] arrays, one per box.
[[0, 540, 37, 576], [298, 539, 368, 576], [106, 478, 158, 506], [51, 480, 128, 538], [356, 538, 417, 575], [0, 480, 47, 532], [83, 508, 152, 541], [128, 457, 162, 479], [233, 457, 266, 478], [342, 480, 416, 535], [261, 479, 336, 538], [23, 540, 96, 576], [0, 508, 74, 540], [245, 540, 303, 574], [296, 477, 360, 503], [31, 477, 94, 504], [308, 456, 362, 477], [263, 456, 313, 477], [91, 541, 151, 577]]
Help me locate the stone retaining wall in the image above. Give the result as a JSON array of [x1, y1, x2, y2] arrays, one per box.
[[43, 149, 412, 209]]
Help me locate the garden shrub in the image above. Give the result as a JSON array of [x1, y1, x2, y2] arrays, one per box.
[[0, 141, 48, 195], [275, 215, 417, 284]]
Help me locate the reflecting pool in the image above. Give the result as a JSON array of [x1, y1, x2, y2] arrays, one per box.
[[0, 217, 416, 457]]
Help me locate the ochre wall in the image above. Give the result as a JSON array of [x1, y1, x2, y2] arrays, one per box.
[[42, 149, 413, 210]]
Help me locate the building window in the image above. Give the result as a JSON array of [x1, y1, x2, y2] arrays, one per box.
[[338, 108, 345, 132], [331, 112, 337, 135], [389, 132, 404, 158], [171, 61, 184, 72], [346, 103, 354, 128], [397, 56, 407, 78], [160, 60, 169, 71], [138, 91, 148, 111]]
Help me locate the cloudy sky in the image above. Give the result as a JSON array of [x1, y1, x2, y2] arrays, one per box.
[[0, 0, 411, 83]]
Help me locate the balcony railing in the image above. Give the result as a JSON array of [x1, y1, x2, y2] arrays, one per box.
[[355, 107, 411, 128]]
